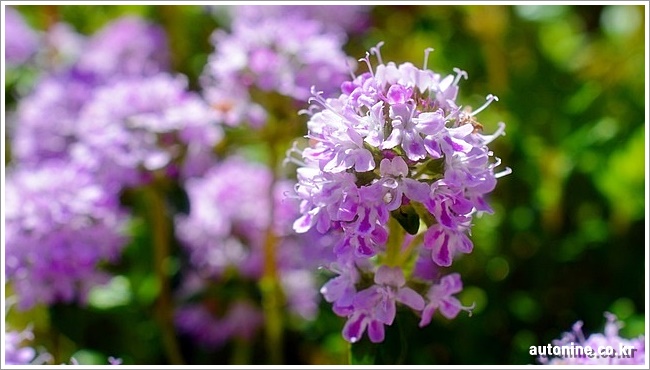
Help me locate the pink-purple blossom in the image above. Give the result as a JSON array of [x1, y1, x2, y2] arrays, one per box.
[[201, 5, 354, 127], [290, 43, 509, 342], [5, 161, 129, 310], [4, 7, 39, 66]]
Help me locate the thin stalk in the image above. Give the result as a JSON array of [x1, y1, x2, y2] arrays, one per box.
[[397, 232, 425, 267], [384, 216, 405, 267], [347, 340, 352, 365], [259, 138, 285, 364], [146, 186, 184, 365]]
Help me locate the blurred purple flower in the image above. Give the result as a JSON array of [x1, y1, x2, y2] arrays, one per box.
[[4, 7, 39, 66], [201, 5, 354, 127], [73, 73, 222, 190], [5, 161, 128, 310], [75, 16, 169, 79], [175, 300, 264, 349], [230, 5, 372, 35], [4, 327, 36, 365], [539, 313, 646, 365], [175, 157, 272, 279], [11, 70, 96, 164]]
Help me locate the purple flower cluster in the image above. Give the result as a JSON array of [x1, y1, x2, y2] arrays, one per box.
[[201, 5, 355, 127], [290, 43, 509, 343], [4, 7, 39, 66], [10, 17, 221, 189], [74, 17, 169, 79], [230, 5, 371, 35], [5, 162, 128, 310], [175, 298, 264, 349], [174, 157, 335, 347], [10, 16, 172, 165], [73, 73, 222, 190], [4, 327, 36, 365], [539, 313, 645, 365], [6, 15, 221, 311]]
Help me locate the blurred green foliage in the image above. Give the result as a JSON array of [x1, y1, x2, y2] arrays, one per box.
[[4, 4, 646, 365]]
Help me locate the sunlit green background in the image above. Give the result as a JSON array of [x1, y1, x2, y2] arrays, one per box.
[[4, 4, 646, 365]]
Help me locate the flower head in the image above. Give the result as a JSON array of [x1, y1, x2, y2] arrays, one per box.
[[290, 43, 508, 342], [202, 5, 354, 127], [4, 7, 39, 66], [5, 161, 128, 310]]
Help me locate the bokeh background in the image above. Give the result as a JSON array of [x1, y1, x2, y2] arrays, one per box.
[[3, 4, 646, 365]]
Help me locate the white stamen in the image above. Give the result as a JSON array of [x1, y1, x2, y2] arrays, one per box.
[[495, 167, 512, 179], [358, 52, 374, 78], [464, 302, 477, 317], [370, 41, 385, 65], [471, 94, 499, 116], [283, 141, 307, 167], [478, 121, 506, 145], [423, 47, 434, 70], [452, 67, 468, 86]]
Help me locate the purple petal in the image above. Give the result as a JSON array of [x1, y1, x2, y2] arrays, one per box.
[[439, 297, 462, 319], [403, 132, 427, 161], [356, 209, 373, 234], [293, 212, 314, 233], [386, 84, 409, 105], [355, 237, 376, 257], [438, 203, 454, 228], [397, 287, 425, 311], [432, 232, 452, 267], [403, 178, 430, 203], [347, 126, 365, 147], [423, 136, 443, 159], [454, 232, 473, 254], [354, 287, 381, 310], [337, 195, 358, 222], [423, 225, 444, 250], [440, 273, 463, 294], [375, 297, 397, 325], [353, 148, 375, 172], [419, 304, 436, 328], [393, 156, 409, 176], [442, 135, 472, 154], [343, 312, 368, 343], [374, 265, 405, 287], [320, 276, 346, 303], [370, 224, 388, 245], [382, 128, 402, 149], [414, 110, 446, 135], [368, 319, 386, 343]]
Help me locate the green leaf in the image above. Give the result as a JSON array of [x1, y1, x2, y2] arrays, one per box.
[[412, 201, 436, 228], [391, 204, 420, 235], [88, 276, 132, 310], [166, 182, 191, 215], [355, 170, 379, 187]]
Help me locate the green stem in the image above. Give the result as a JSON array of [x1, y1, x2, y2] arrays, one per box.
[[397, 232, 425, 268], [146, 186, 184, 365], [384, 216, 405, 267], [259, 137, 285, 365], [347, 340, 352, 365]]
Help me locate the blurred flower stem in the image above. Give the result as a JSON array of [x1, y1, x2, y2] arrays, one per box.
[[145, 184, 184, 365], [259, 133, 285, 364]]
